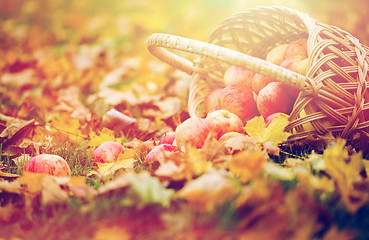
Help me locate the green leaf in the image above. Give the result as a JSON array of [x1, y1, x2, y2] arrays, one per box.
[[124, 172, 174, 208]]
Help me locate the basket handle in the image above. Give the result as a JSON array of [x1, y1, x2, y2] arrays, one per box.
[[147, 33, 308, 90]]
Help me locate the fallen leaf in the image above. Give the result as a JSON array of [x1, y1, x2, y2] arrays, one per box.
[[228, 149, 267, 183], [178, 169, 241, 211], [124, 171, 174, 208], [16, 171, 44, 193], [323, 138, 368, 212], [41, 175, 69, 205], [0, 170, 19, 179], [95, 158, 137, 178], [0, 180, 22, 194], [88, 127, 117, 147], [245, 115, 291, 146]]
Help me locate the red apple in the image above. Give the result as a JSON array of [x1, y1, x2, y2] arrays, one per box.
[[280, 56, 305, 98], [296, 58, 308, 76], [144, 144, 177, 163], [218, 83, 259, 124], [223, 65, 255, 87], [175, 117, 211, 149], [280, 55, 304, 71], [91, 141, 125, 163], [23, 154, 71, 177], [266, 44, 289, 65], [158, 131, 176, 145], [205, 109, 244, 139], [256, 82, 295, 118], [218, 132, 243, 144], [264, 112, 289, 127], [284, 38, 308, 59], [251, 73, 276, 94], [205, 88, 222, 113]]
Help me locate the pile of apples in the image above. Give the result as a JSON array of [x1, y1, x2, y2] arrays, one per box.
[[207, 38, 308, 122], [22, 39, 309, 171], [160, 38, 310, 152]]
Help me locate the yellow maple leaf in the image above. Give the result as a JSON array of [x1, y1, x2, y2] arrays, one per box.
[[323, 138, 368, 212], [178, 170, 241, 211], [228, 149, 267, 182], [88, 128, 117, 147], [48, 112, 86, 144], [244, 115, 291, 145], [16, 172, 44, 193]]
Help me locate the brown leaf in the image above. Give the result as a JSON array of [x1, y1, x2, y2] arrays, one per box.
[[0, 114, 35, 148], [41, 175, 69, 205], [220, 135, 259, 155], [178, 170, 241, 211], [54, 86, 91, 121], [0, 170, 19, 179]]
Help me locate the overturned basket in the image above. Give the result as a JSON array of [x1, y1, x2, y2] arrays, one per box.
[[147, 6, 369, 141]]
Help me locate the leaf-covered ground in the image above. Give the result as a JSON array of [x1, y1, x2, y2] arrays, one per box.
[[2, 0, 369, 239]]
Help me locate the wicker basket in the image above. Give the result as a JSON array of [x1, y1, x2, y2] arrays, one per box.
[[146, 6, 369, 142]]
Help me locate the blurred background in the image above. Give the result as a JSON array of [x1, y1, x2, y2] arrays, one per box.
[[1, 0, 369, 53], [1, 0, 369, 124]]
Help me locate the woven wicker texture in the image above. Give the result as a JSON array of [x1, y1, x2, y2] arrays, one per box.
[[147, 6, 369, 141]]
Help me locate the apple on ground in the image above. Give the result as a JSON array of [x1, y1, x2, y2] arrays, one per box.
[[256, 82, 295, 118], [91, 141, 125, 163], [205, 88, 222, 113], [266, 44, 289, 65], [205, 109, 244, 140], [218, 131, 243, 144], [144, 144, 178, 163], [223, 65, 255, 87], [284, 38, 308, 59], [175, 117, 211, 149], [159, 131, 176, 145], [218, 83, 259, 124], [251, 73, 276, 94], [23, 154, 71, 177]]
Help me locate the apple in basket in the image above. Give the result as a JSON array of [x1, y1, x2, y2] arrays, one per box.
[[223, 65, 255, 87], [23, 154, 71, 177], [257, 82, 295, 118], [284, 38, 308, 59], [280, 56, 308, 98], [218, 83, 259, 124], [91, 141, 125, 163], [205, 88, 223, 113], [266, 44, 289, 65], [297, 103, 340, 132], [251, 73, 276, 94], [205, 109, 244, 140], [175, 117, 210, 149]]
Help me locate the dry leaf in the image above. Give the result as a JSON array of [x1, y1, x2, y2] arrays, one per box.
[[41, 175, 69, 205], [245, 115, 291, 145], [95, 158, 137, 178], [228, 149, 267, 182], [323, 139, 368, 212], [178, 169, 241, 211], [16, 171, 44, 193]]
